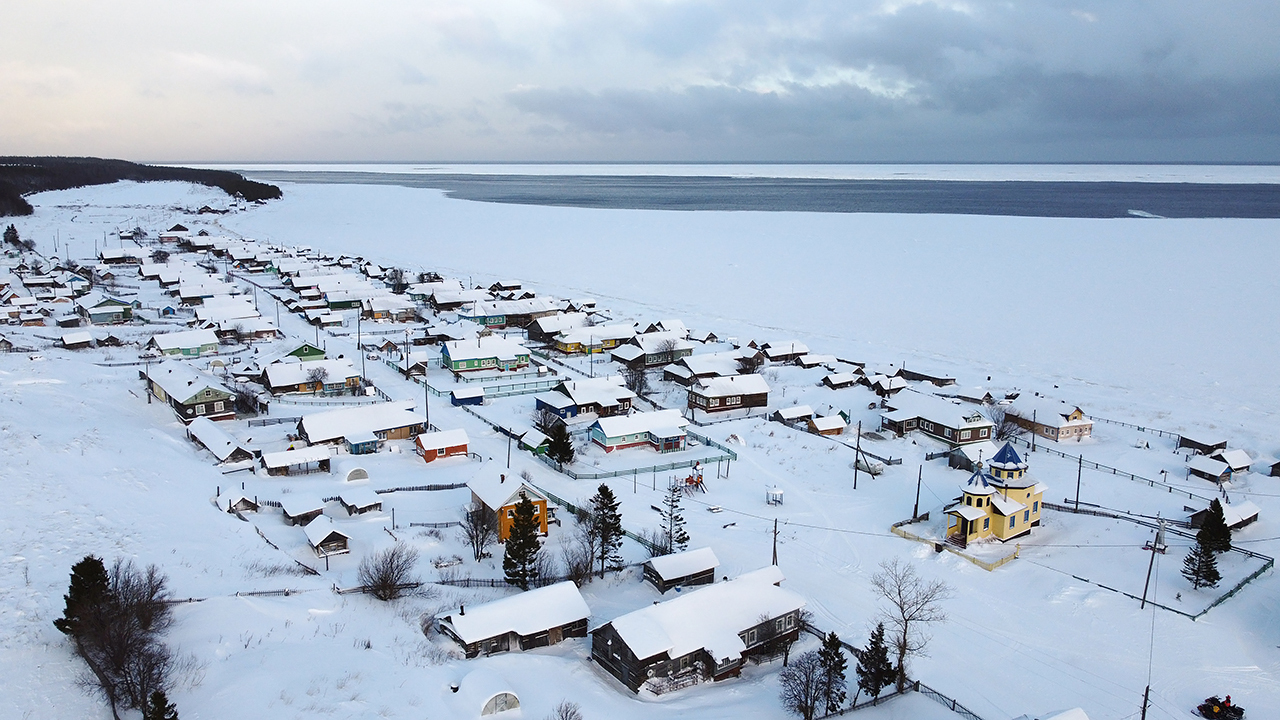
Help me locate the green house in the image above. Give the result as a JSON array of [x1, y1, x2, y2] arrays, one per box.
[[287, 342, 326, 362], [441, 336, 530, 373]]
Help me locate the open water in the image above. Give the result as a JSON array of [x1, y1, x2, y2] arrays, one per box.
[[243, 170, 1280, 219]]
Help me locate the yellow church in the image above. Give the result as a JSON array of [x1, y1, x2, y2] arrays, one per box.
[[946, 442, 1047, 548]]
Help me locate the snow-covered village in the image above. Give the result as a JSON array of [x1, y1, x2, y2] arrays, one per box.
[[2, 174, 1279, 720]]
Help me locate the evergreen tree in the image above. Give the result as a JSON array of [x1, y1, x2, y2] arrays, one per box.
[[3, 224, 18, 247], [1197, 499, 1233, 554], [817, 631, 848, 714], [503, 493, 543, 590], [54, 555, 110, 636], [143, 690, 179, 720], [547, 422, 575, 466], [589, 484, 623, 578], [852, 623, 896, 705], [660, 483, 689, 554], [1182, 541, 1221, 589]]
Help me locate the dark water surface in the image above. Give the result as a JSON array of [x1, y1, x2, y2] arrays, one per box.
[[243, 170, 1280, 218]]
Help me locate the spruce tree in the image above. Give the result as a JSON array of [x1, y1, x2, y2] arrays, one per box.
[[54, 555, 110, 636], [547, 422, 575, 467], [503, 493, 543, 590], [852, 623, 896, 705], [1197, 499, 1233, 554], [817, 631, 848, 714], [590, 484, 623, 578], [3, 224, 18, 247], [144, 690, 179, 720], [660, 483, 689, 554], [1182, 541, 1221, 589]]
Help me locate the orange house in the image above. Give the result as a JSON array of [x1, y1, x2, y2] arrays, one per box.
[[415, 428, 470, 463], [467, 475, 551, 541]]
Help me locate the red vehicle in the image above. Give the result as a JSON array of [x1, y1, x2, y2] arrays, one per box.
[[1198, 695, 1245, 719]]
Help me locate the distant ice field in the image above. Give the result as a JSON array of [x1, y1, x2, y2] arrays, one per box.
[[198, 164, 1280, 218]]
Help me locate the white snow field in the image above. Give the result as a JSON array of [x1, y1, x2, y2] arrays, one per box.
[[4, 176, 1280, 720]]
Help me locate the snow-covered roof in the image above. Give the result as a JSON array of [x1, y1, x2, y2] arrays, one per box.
[[592, 409, 688, 439], [452, 387, 485, 400], [761, 340, 809, 357], [810, 415, 847, 432], [194, 298, 259, 323], [677, 350, 747, 378], [693, 373, 770, 398], [303, 515, 348, 547], [962, 468, 997, 496], [797, 354, 837, 367], [555, 324, 635, 345], [187, 416, 248, 462], [607, 566, 804, 664], [775, 405, 814, 421], [1007, 396, 1090, 428], [988, 493, 1026, 516], [60, 331, 93, 346], [1211, 449, 1252, 472], [262, 446, 331, 470], [451, 668, 519, 717], [627, 331, 694, 354], [416, 428, 469, 451], [1188, 455, 1230, 476], [443, 581, 589, 644], [280, 493, 325, 517], [646, 547, 720, 581], [988, 442, 1028, 471], [953, 440, 1000, 464], [948, 504, 986, 522], [264, 359, 359, 388], [338, 486, 382, 510], [146, 361, 231, 404], [529, 312, 588, 334], [443, 335, 529, 362], [1222, 500, 1260, 526], [554, 377, 635, 408], [823, 372, 859, 386], [149, 328, 219, 351], [882, 390, 994, 430], [300, 402, 426, 444], [468, 476, 547, 513]]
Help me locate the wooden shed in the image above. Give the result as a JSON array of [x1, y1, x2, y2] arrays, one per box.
[[642, 547, 720, 594]]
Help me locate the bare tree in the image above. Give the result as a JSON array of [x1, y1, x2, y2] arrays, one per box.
[[869, 558, 953, 692], [150, 249, 170, 264], [532, 406, 561, 434], [357, 542, 420, 601], [778, 650, 824, 720], [460, 503, 499, 562], [621, 366, 649, 396], [305, 366, 329, 395], [544, 700, 583, 720], [562, 507, 599, 585], [737, 352, 764, 374], [231, 382, 262, 415], [987, 404, 1028, 442], [386, 267, 409, 294]]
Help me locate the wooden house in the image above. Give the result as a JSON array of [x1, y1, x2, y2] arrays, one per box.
[[143, 361, 236, 423], [590, 410, 689, 454], [262, 359, 360, 395], [897, 367, 957, 387], [591, 566, 804, 693], [451, 387, 486, 406], [880, 391, 994, 447], [610, 331, 694, 369], [534, 377, 635, 420], [1210, 448, 1253, 475], [527, 312, 588, 344], [338, 487, 383, 515], [60, 331, 93, 350], [772, 405, 814, 425], [262, 447, 331, 476], [1006, 397, 1093, 442], [822, 372, 860, 390], [343, 431, 380, 455], [687, 374, 770, 414], [298, 402, 427, 445], [186, 416, 254, 464], [1189, 500, 1259, 530], [467, 475, 550, 541], [303, 516, 349, 556], [441, 336, 531, 373], [437, 581, 590, 658], [760, 341, 809, 364], [643, 547, 719, 593], [1178, 434, 1228, 456], [808, 415, 847, 437], [147, 328, 220, 358], [1187, 455, 1232, 483], [553, 324, 635, 354], [361, 295, 416, 322], [415, 428, 470, 463], [76, 293, 133, 324], [1270, 460, 1280, 478], [948, 440, 1001, 472], [223, 494, 259, 514], [280, 495, 326, 525], [945, 443, 1047, 548]]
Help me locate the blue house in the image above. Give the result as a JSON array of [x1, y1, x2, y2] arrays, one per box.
[[451, 387, 485, 406]]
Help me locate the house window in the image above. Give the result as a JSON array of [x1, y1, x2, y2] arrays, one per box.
[[960, 430, 971, 440], [195, 404, 206, 414], [983, 518, 989, 530], [437, 447, 445, 456], [965, 496, 971, 506], [709, 398, 720, 407], [746, 629, 757, 645], [214, 401, 224, 412], [785, 614, 796, 629], [775, 618, 785, 631], [1024, 510, 1030, 522], [1033, 501, 1039, 513], [1010, 517, 1016, 528]]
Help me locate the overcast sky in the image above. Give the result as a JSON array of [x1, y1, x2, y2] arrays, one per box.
[[3, 1, 1278, 163]]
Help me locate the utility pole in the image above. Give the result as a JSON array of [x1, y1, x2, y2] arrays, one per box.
[[358, 311, 365, 382], [1139, 686, 1150, 720], [772, 518, 778, 566], [913, 465, 923, 519], [1074, 454, 1083, 510], [423, 362, 430, 429], [1139, 520, 1166, 610], [506, 432, 512, 469], [852, 421, 862, 490], [1031, 410, 1037, 452]]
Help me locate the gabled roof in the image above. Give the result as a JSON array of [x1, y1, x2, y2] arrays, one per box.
[[988, 493, 1026, 516], [809, 415, 847, 432], [693, 373, 770, 398], [1189, 455, 1230, 476], [264, 359, 359, 388], [607, 566, 804, 664], [882, 390, 994, 431], [262, 446, 331, 470], [467, 476, 547, 512], [303, 515, 348, 547], [593, 409, 689, 440], [416, 428, 469, 451], [554, 377, 635, 408], [555, 324, 635, 345], [645, 547, 720, 581], [775, 405, 814, 421], [149, 328, 219, 351], [299, 401, 426, 444], [187, 416, 250, 462], [443, 581, 589, 645], [146, 360, 231, 404], [442, 335, 529, 362], [280, 493, 325, 517], [338, 486, 382, 510], [1211, 448, 1252, 472]]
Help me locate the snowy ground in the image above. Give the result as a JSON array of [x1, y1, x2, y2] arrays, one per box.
[[4, 178, 1280, 720]]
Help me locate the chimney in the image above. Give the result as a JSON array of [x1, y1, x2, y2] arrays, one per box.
[[459, 604, 465, 615]]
